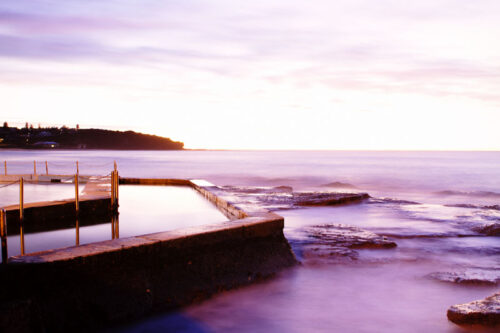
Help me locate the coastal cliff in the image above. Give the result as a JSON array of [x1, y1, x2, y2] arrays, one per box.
[[0, 125, 184, 150]]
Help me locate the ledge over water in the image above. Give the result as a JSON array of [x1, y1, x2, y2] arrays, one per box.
[[0, 178, 297, 332]]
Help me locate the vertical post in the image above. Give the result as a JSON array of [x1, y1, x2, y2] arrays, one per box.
[[110, 171, 115, 208], [19, 178, 24, 220], [75, 219, 80, 246], [45, 161, 49, 175], [114, 161, 117, 172], [75, 174, 79, 214], [4, 161, 6, 175], [1, 209, 7, 264], [115, 213, 119, 239], [111, 214, 119, 239], [115, 170, 119, 207], [33, 160, 37, 175], [76, 161, 79, 175], [20, 222, 25, 256], [19, 177, 25, 255], [111, 214, 115, 239]]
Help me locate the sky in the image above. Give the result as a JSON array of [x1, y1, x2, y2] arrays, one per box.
[[1, 0, 499, 150]]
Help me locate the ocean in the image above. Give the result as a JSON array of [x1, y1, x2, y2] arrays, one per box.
[[1, 150, 499, 332]]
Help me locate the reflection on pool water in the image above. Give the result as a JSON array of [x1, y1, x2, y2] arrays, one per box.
[[4, 185, 228, 257], [0, 183, 77, 208]]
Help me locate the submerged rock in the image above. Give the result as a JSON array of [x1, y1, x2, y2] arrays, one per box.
[[217, 186, 369, 211], [305, 224, 397, 249], [446, 204, 500, 211], [368, 197, 420, 205], [294, 193, 369, 206], [272, 185, 294, 193], [299, 224, 396, 263], [320, 181, 358, 189], [473, 223, 500, 236], [428, 268, 500, 285], [447, 292, 500, 326]]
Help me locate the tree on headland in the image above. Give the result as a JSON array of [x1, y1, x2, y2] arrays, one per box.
[[0, 125, 184, 150], [3, 122, 7, 128]]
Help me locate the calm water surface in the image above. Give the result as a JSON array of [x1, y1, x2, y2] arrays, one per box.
[[3, 185, 227, 257], [1, 150, 499, 332]]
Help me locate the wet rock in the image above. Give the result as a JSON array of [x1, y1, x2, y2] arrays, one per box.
[[368, 198, 420, 205], [435, 190, 500, 198], [222, 186, 292, 194], [217, 186, 370, 211], [445, 204, 500, 211], [428, 268, 500, 285], [305, 224, 397, 249], [272, 186, 293, 193], [301, 244, 359, 262], [299, 224, 396, 263], [447, 292, 500, 326], [473, 223, 500, 236], [320, 181, 358, 189], [294, 193, 369, 206]]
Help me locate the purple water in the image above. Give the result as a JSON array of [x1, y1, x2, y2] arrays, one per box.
[[1, 150, 499, 332]]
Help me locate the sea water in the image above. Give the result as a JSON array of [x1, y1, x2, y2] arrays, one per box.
[[1, 150, 499, 332]]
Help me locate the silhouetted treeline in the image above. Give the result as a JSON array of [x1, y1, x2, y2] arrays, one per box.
[[0, 125, 184, 150]]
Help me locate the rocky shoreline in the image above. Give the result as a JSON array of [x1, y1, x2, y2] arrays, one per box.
[[447, 292, 500, 326]]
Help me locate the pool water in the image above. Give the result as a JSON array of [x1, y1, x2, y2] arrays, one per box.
[[0, 183, 77, 208], [3, 185, 228, 258]]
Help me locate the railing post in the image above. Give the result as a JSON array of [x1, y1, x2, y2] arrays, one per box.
[[111, 214, 115, 239], [1, 209, 7, 264], [75, 218, 80, 246], [45, 161, 48, 175], [19, 178, 24, 220], [19, 177, 25, 255], [111, 213, 119, 240], [76, 161, 79, 175], [115, 170, 119, 207], [33, 160, 37, 175], [75, 174, 79, 214], [115, 214, 119, 239], [20, 222, 25, 256], [110, 171, 115, 208]]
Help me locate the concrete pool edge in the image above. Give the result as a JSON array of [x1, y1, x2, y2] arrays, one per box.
[[0, 178, 298, 332]]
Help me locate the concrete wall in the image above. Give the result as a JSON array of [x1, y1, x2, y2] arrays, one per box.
[[190, 180, 248, 220], [0, 179, 298, 332], [120, 178, 191, 186], [4, 197, 112, 235], [0, 214, 296, 332]]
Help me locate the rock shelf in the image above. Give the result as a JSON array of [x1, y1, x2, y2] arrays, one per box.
[[447, 292, 500, 326], [299, 224, 397, 263]]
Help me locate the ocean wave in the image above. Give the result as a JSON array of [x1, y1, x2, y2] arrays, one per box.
[[222, 185, 293, 194], [368, 197, 421, 205], [445, 203, 500, 211], [434, 190, 500, 198]]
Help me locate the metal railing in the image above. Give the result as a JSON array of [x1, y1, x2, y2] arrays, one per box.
[[2, 160, 118, 178], [0, 160, 120, 263]]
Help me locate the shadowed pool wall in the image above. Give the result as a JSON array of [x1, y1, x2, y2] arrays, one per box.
[[0, 180, 297, 332]]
